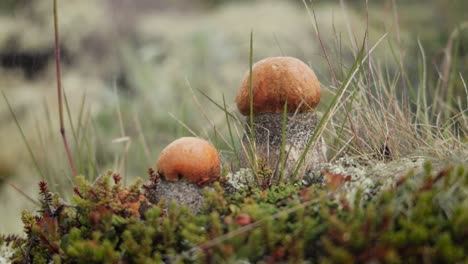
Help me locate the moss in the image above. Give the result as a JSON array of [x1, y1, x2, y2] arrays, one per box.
[[1, 162, 467, 263]]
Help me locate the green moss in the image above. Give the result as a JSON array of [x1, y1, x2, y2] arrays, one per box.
[[2, 163, 467, 263]]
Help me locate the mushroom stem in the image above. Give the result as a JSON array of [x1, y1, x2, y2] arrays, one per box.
[[147, 179, 206, 214], [239, 112, 327, 182]]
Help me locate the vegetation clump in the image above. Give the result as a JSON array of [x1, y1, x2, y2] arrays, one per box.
[[2, 162, 466, 263]]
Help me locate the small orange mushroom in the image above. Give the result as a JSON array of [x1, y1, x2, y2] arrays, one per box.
[[236, 56, 321, 115], [156, 137, 220, 185]]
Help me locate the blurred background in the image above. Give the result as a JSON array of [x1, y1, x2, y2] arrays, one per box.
[[0, 0, 467, 233]]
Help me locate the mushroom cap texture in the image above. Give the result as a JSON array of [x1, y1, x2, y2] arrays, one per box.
[[236, 56, 321, 115], [156, 137, 220, 184]]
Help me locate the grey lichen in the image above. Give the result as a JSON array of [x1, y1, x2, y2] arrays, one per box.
[[239, 112, 327, 182], [225, 168, 256, 191], [316, 156, 427, 204], [0, 244, 14, 264]]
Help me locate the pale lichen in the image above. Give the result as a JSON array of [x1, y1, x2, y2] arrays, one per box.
[[0, 244, 13, 264]]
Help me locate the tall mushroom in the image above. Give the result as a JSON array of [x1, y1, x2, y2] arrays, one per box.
[[149, 137, 220, 213], [236, 56, 327, 181]]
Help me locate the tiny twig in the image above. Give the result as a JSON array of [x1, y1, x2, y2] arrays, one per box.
[[54, 0, 77, 177], [6, 181, 40, 206]]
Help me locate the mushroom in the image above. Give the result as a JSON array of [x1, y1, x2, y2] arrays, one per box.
[[236, 56, 327, 181], [150, 137, 221, 213], [157, 137, 220, 185]]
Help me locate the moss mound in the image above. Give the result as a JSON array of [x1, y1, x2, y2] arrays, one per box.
[[1, 163, 467, 263]]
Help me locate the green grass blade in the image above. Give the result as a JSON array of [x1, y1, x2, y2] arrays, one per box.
[[63, 89, 83, 173], [445, 33, 461, 122], [279, 101, 287, 183], [223, 94, 240, 168], [332, 89, 357, 157], [168, 112, 199, 137], [249, 30, 255, 149], [195, 87, 236, 119], [76, 92, 88, 140], [247, 30, 259, 181], [1, 91, 45, 180], [291, 40, 368, 182]]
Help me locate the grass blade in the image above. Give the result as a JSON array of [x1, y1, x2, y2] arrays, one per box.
[[249, 30, 255, 150], [63, 89, 83, 173], [168, 112, 199, 137], [291, 40, 368, 182], [279, 101, 287, 183], [186, 78, 232, 149], [195, 88, 236, 119], [223, 95, 241, 168], [1, 91, 45, 180], [133, 110, 153, 168]]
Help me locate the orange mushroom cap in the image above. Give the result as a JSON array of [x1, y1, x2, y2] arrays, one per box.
[[156, 137, 220, 185], [236, 56, 321, 115]]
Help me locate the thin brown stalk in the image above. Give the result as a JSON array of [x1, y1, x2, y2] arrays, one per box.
[[6, 181, 40, 206], [54, 0, 77, 177]]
